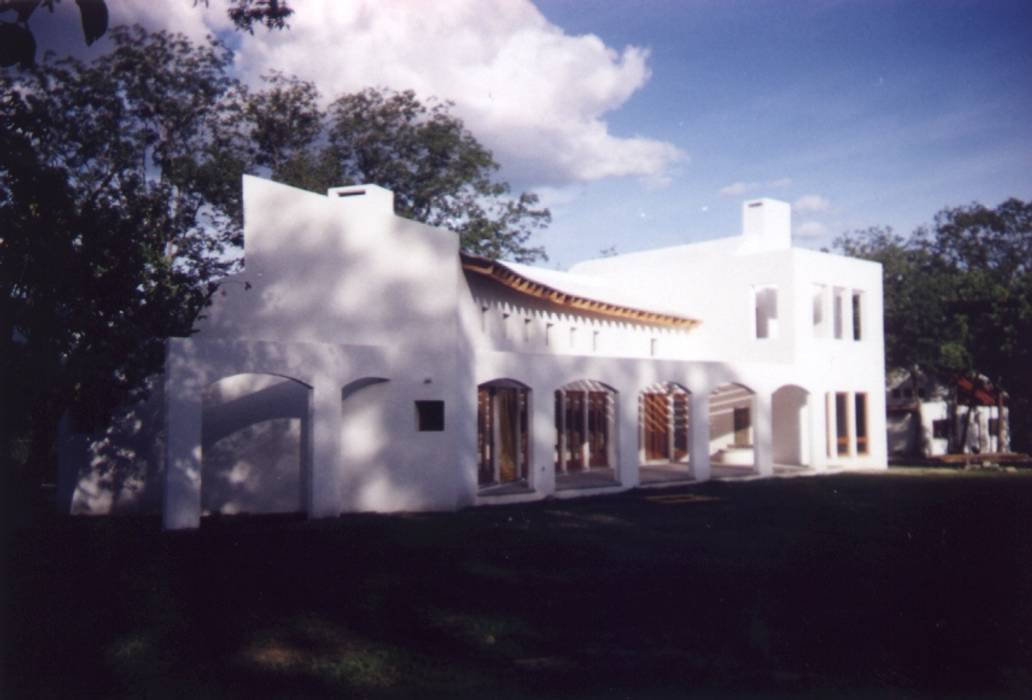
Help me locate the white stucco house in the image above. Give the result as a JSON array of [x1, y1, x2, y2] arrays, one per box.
[[59, 175, 888, 529]]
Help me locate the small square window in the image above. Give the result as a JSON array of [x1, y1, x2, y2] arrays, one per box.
[[932, 419, 949, 439], [415, 401, 445, 431]]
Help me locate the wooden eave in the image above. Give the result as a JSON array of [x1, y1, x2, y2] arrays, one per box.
[[460, 252, 699, 330]]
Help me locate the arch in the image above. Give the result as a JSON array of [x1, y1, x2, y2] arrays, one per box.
[[201, 372, 311, 516], [477, 378, 532, 490], [708, 382, 757, 473], [772, 384, 810, 467], [342, 376, 389, 401], [554, 379, 618, 480], [640, 382, 692, 466]]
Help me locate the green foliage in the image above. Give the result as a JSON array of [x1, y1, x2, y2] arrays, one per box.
[[240, 79, 550, 263], [1, 1, 294, 69], [1, 26, 245, 476], [835, 199, 1032, 451]]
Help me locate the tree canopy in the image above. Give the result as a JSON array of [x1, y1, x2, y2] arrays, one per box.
[[0, 0, 293, 68], [1, 26, 245, 477], [835, 199, 1032, 451], [239, 75, 549, 262]]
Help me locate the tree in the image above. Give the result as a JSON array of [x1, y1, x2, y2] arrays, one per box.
[[0, 0, 293, 68], [242, 78, 550, 263], [1, 26, 245, 483], [835, 199, 1032, 452]]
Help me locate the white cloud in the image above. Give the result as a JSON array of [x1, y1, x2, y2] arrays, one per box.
[[113, 0, 682, 186], [719, 181, 754, 197], [794, 194, 831, 212], [110, 2, 232, 44], [719, 177, 792, 197], [795, 221, 827, 238]]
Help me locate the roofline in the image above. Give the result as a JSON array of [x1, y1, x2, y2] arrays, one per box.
[[460, 252, 700, 330]]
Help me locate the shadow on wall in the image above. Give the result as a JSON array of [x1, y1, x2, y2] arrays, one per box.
[[202, 374, 309, 516], [58, 377, 166, 515]]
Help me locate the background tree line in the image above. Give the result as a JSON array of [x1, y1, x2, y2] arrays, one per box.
[[0, 25, 548, 490], [835, 198, 1032, 454]]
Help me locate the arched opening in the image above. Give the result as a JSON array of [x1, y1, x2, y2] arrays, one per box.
[[477, 379, 531, 493], [708, 382, 757, 476], [772, 384, 810, 471], [555, 379, 618, 489], [639, 382, 694, 484], [201, 373, 311, 516]]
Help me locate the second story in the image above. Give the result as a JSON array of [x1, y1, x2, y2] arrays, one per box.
[[569, 198, 884, 368]]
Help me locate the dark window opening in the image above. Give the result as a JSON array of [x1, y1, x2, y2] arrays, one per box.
[[932, 419, 949, 439], [835, 392, 849, 455], [855, 393, 869, 455], [416, 401, 445, 431]]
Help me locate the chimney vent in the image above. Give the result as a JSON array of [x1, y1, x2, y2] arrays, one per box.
[[326, 184, 395, 214], [741, 198, 791, 250]]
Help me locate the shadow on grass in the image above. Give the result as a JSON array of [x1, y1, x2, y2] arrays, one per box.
[[5, 469, 1032, 698]]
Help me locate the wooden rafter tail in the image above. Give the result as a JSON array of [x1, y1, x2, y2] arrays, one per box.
[[460, 251, 700, 330]]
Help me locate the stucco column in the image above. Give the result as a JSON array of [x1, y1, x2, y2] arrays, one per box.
[[163, 342, 203, 530], [753, 392, 774, 476], [617, 389, 639, 487], [532, 386, 556, 495], [690, 392, 711, 481], [308, 381, 342, 519], [808, 390, 828, 471]]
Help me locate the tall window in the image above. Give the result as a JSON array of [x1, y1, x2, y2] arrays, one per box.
[[835, 392, 848, 455], [754, 286, 778, 339], [812, 284, 827, 336], [555, 382, 615, 474], [851, 291, 863, 340], [478, 382, 530, 487], [855, 392, 868, 454]]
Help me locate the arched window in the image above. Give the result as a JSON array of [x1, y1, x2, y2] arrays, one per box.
[[477, 379, 531, 488]]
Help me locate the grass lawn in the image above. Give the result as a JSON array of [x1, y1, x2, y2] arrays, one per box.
[[4, 468, 1032, 698]]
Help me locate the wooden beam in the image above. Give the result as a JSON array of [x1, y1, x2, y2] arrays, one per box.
[[460, 252, 699, 330]]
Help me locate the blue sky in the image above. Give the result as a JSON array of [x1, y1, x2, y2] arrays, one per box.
[[25, 0, 1032, 268], [530, 0, 1032, 265]]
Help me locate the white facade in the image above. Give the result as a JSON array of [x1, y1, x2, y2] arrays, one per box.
[[59, 176, 888, 528], [886, 371, 1009, 457]]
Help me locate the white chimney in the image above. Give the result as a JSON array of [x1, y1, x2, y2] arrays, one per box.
[[741, 198, 791, 250], [327, 184, 395, 215]]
